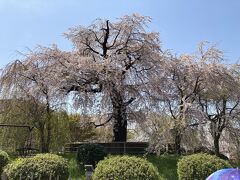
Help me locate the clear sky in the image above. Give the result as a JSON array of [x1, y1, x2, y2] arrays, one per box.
[[0, 0, 240, 68]]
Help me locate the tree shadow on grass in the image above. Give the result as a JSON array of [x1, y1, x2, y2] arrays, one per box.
[[147, 154, 180, 180]]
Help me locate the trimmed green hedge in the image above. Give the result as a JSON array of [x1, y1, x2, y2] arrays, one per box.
[[93, 155, 159, 180], [77, 144, 107, 167], [177, 153, 231, 180], [0, 151, 9, 175], [4, 153, 69, 180]]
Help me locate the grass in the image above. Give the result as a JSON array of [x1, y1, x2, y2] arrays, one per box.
[[61, 153, 180, 180], [60, 153, 85, 180], [147, 154, 180, 180]]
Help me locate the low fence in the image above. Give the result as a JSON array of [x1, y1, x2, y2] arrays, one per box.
[[2, 173, 89, 180], [64, 142, 149, 154]]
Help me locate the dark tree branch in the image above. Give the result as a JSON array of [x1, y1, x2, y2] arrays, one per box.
[[64, 83, 102, 94], [166, 100, 176, 119], [229, 100, 239, 116], [124, 97, 136, 106], [187, 122, 207, 128], [89, 29, 101, 44], [108, 29, 121, 49], [102, 20, 110, 57], [85, 43, 102, 56], [90, 115, 113, 128], [185, 76, 201, 101]]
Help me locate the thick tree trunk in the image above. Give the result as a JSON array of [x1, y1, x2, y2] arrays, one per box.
[[46, 124, 51, 152], [38, 123, 49, 153], [112, 114, 127, 142], [175, 133, 182, 154], [173, 129, 182, 154], [110, 86, 127, 142], [213, 133, 221, 157], [210, 118, 224, 157], [40, 137, 49, 153], [212, 99, 226, 157], [210, 121, 222, 157], [39, 127, 47, 153], [173, 103, 184, 155], [46, 106, 52, 153]]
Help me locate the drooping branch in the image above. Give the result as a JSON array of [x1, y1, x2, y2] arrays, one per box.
[[90, 115, 113, 128], [0, 124, 34, 131], [186, 122, 207, 128], [64, 83, 102, 94]]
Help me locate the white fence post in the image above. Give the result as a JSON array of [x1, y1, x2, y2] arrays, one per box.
[[1, 172, 7, 180], [85, 165, 94, 180]]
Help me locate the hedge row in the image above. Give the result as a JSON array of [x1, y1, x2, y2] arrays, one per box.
[[177, 153, 231, 180], [0, 149, 232, 180], [93, 155, 159, 180], [4, 154, 69, 180]]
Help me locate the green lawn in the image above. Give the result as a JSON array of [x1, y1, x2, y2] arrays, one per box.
[[147, 154, 180, 180], [62, 153, 180, 180], [61, 153, 85, 180]]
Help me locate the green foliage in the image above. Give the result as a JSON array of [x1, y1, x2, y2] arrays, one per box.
[[0, 150, 9, 175], [77, 144, 107, 167], [60, 153, 85, 179], [0, 99, 36, 152], [0, 99, 72, 153], [147, 154, 179, 180], [60, 153, 180, 179], [50, 111, 71, 151], [4, 153, 69, 180], [68, 114, 97, 142], [93, 155, 159, 180], [177, 153, 231, 180]]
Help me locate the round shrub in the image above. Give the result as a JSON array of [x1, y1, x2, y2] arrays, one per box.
[[93, 155, 159, 180], [0, 150, 9, 175], [177, 153, 231, 180], [4, 153, 69, 180], [77, 143, 107, 167]]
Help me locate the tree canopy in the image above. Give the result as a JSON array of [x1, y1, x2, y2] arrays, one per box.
[[1, 14, 240, 157]]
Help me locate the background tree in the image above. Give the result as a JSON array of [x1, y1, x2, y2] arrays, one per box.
[[0, 98, 71, 153], [0, 99, 34, 152], [197, 63, 240, 157], [149, 42, 224, 154], [0, 56, 63, 152]]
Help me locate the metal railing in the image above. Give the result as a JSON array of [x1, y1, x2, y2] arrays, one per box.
[[64, 142, 149, 154]]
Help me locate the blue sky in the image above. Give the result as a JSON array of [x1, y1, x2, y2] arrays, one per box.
[[0, 0, 240, 68]]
